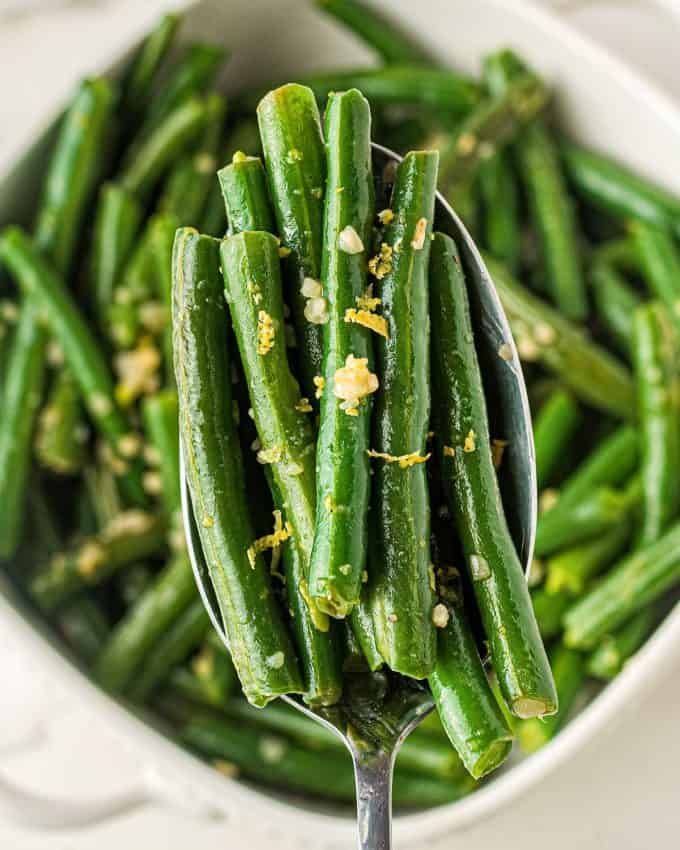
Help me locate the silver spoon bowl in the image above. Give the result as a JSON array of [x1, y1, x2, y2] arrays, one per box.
[[180, 143, 537, 850]]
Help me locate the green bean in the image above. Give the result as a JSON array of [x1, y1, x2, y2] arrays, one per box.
[[0, 79, 115, 558], [485, 50, 587, 320], [633, 302, 680, 545], [219, 153, 275, 235], [247, 66, 480, 116], [121, 97, 208, 201], [560, 141, 680, 238], [0, 227, 147, 506], [429, 598, 513, 778], [545, 522, 631, 597], [30, 510, 165, 610], [147, 213, 179, 382], [438, 74, 549, 197], [535, 480, 640, 558], [120, 13, 181, 124], [368, 152, 438, 679], [533, 389, 582, 489], [349, 584, 384, 671], [173, 228, 302, 706], [257, 84, 326, 400], [485, 255, 635, 419], [564, 520, 680, 649], [177, 711, 472, 807], [142, 390, 180, 516], [35, 368, 88, 475], [586, 606, 657, 680], [142, 42, 225, 133], [159, 93, 227, 225], [220, 230, 342, 705], [309, 89, 375, 618], [431, 232, 555, 717], [478, 153, 521, 271], [630, 220, 680, 326], [531, 587, 571, 641], [192, 631, 238, 704], [91, 184, 143, 328], [590, 259, 641, 358], [58, 597, 111, 663], [128, 600, 210, 702], [314, 0, 433, 65], [95, 554, 196, 692], [517, 645, 585, 753]]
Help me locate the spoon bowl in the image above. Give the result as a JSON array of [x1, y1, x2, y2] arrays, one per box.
[[180, 142, 537, 850]]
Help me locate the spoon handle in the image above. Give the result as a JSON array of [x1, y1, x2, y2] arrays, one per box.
[[353, 751, 394, 850]]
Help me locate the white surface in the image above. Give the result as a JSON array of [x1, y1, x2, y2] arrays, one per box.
[[1, 1, 680, 848]]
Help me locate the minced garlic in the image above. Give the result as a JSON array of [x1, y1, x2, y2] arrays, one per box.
[[256, 444, 283, 465], [432, 603, 450, 629], [338, 225, 364, 255], [295, 397, 313, 413], [257, 310, 276, 355], [300, 277, 323, 299], [367, 449, 431, 468], [463, 430, 476, 453], [377, 208, 394, 226], [411, 217, 428, 250], [344, 308, 388, 338], [304, 296, 329, 325], [333, 354, 379, 415], [247, 280, 263, 304], [313, 375, 325, 399]]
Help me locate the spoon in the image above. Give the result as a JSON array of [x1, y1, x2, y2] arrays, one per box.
[[180, 143, 537, 850]]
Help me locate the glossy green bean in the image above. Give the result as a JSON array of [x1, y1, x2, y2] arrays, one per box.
[[173, 228, 302, 706], [531, 587, 571, 641], [478, 152, 521, 271], [141, 390, 181, 516], [35, 368, 87, 475], [533, 389, 581, 489], [630, 220, 680, 326], [586, 606, 657, 680], [431, 232, 555, 717], [589, 258, 641, 358], [309, 89, 375, 618], [219, 153, 275, 235], [633, 302, 680, 545], [545, 522, 631, 597]]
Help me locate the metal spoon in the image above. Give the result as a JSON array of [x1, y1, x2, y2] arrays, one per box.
[[180, 143, 537, 850]]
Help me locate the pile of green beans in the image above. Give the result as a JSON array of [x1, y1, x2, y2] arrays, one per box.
[[2, 0, 680, 809]]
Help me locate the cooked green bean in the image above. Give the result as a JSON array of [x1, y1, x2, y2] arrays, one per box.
[[219, 153, 275, 235], [309, 89, 375, 618], [349, 590, 384, 672], [531, 587, 571, 641], [517, 645, 585, 753], [631, 220, 680, 326], [590, 258, 641, 358], [431, 232, 555, 717], [257, 84, 326, 400], [485, 50, 587, 320], [192, 631, 238, 704], [533, 389, 581, 489], [95, 553, 196, 692], [91, 184, 143, 328], [0, 227, 147, 506], [545, 522, 631, 597], [314, 0, 433, 65], [35, 368, 87, 475], [368, 152, 438, 679], [128, 599, 210, 702], [564, 520, 680, 649], [586, 606, 657, 680], [159, 93, 227, 225], [478, 153, 521, 271], [221, 230, 342, 705], [141, 390, 181, 516], [58, 597, 111, 663], [30, 510, 165, 610], [561, 141, 680, 238], [120, 13, 181, 123], [438, 74, 549, 197], [173, 228, 302, 706], [430, 598, 513, 778], [633, 302, 680, 545], [121, 97, 208, 201], [148, 213, 179, 382], [485, 255, 635, 419]]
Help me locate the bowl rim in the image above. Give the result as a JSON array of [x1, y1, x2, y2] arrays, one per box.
[[2, 0, 680, 844]]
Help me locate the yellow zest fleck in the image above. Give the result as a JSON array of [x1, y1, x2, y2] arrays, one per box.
[[232, 150, 249, 164], [287, 148, 303, 163], [202, 516, 214, 529], [428, 563, 436, 592], [278, 245, 292, 258], [246, 510, 292, 570], [313, 375, 325, 399], [311, 186, 323, 199], [492, 438, 509, 469], [356, 285, 381, 312], [344, 308, 388, 338], [323, 494, 334, 512], [367, 242, 393, 280], [361, 570, 368, 584], [377, 208, 394, 225], [443, 445, 456, 458], [411, 217, 428, 250], [339, 564, 351, 576], [256, 444, 283, 465], [333, 354, 379, 416], [247, 280, 263, 304], [393, 237, 403, 254], [257, 310, 276, 355], [295, 397, 313, 413], [463, 430, 476, 453], [387, 613, 398, 623], [367, 449, 431, 469], [336, 186, 345, 194]]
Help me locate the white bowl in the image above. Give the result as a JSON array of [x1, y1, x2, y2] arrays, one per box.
[[1, 0, 680, 845]]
